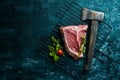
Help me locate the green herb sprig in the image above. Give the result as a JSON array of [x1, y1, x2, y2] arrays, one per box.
[[79, 36, 86, 54], [48, 36, 64, 62]]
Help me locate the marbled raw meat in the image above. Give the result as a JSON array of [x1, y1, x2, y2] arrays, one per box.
[[60, 25, 88, 60]]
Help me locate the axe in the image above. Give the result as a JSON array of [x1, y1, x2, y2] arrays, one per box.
[[82, 8, 104, 70]]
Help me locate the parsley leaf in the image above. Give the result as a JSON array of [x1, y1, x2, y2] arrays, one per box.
[[48, 36, 64, 62]]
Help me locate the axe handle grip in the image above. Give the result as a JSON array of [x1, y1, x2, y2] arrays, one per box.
[[84, 21, 98, 71]]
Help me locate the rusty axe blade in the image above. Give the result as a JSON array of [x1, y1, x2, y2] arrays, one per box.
[[82, 8, 104, 70]]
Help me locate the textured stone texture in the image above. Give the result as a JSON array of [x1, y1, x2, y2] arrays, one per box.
[[0, 0, 120, 80]]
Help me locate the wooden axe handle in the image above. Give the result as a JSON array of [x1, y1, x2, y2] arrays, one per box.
[[84, 21, 98, 70]]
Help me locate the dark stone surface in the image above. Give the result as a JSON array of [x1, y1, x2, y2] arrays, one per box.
[[0, 0, 120, 80]]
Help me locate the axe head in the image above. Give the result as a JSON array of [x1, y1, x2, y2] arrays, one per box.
[[82, 8, 104, 21]]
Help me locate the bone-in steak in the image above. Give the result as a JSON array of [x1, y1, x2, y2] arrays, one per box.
[[60, 25, 88, 60]]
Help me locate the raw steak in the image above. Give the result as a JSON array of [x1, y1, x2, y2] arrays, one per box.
[[60, 25, 88, 60]]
